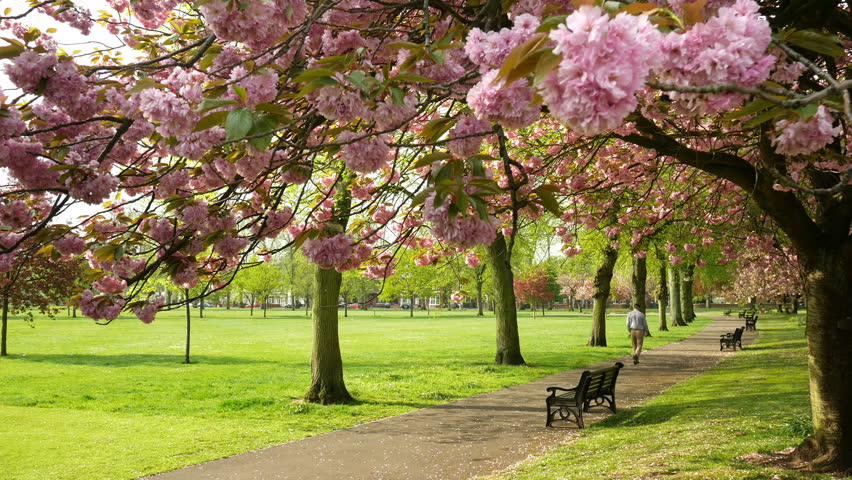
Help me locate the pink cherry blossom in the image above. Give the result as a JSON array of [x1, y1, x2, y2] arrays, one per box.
[[133, 296, 164, 324], [541, 6, 663, 135], [772, 106, 841, 156], [339, 132, 389, 174], [94, 275, 128, 295], [467, 71, 539, 130], [447, 115, 491, 158], [200, 0, 308, 50], [303, 234, 354, 270]]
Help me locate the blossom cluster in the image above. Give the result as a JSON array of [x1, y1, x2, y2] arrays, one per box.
[[772, 106, 841, 156], [338, 132, 390, 173], [200, 0, 309, 49], [422, 193, 497, 249], [658, 0, 775, 113], [541, 7, 663, 135]]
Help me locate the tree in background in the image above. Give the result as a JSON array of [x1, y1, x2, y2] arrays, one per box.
[[1, 253, 85, 356], [233, 261, 283, 318], [514, 267, 557, 317]]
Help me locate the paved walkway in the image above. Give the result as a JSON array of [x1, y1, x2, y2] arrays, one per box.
[[145, 317, 752, 480]]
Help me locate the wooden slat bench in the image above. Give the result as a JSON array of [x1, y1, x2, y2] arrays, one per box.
[[744, 316, 758, 331], [720, 327, 744, 351], [545, 362, 624, 428]]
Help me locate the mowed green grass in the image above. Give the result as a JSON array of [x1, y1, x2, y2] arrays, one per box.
[[488, 314, 823, 480], [1, 307, 707, 480]]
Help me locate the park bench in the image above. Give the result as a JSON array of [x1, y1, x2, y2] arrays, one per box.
[[720, 327, 744, 351], [545, 362, 624, 428], [744, 316, 758, 331], [738, 309, 756, 319]]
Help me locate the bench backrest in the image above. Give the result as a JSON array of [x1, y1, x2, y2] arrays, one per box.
[[733, 327, 744, 341], [584, 362, 624, 399]]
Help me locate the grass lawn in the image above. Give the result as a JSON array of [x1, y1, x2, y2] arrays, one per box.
[[487, 313, 824, 480], [0, 306, 706, 480]]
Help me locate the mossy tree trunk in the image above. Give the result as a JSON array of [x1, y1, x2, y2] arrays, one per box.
[[589, 245, 618, 346], [487, 233, 524, 365], [669, 266, 686, 326], [1, 295, 8, 357], [184, 289, 191, 364], [657, 264, 669, 331], [631, 255, 647, 313], [791, 245, 852, 471], [305, 266, 352, 404], [680, 263, 696, 323]]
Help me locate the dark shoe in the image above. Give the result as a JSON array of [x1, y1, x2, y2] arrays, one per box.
[[633, 355, 639, 365]]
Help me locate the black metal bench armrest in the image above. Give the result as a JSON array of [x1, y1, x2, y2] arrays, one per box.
[[546, 386, 579, 394]]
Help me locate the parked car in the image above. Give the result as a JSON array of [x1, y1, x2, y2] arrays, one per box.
[[347, 303, 361, 309]]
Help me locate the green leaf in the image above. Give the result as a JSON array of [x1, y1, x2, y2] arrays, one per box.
[[0, 43, 24, 60], [195, 97, 238, 113], [412, 151, 453, 169], [533, 187, 562, 217], [468, 157, 485, 177], [494, 33, 548, 85], [471, 196, 489, 220], [293, 68, 335, 82], [722, 98, 775, 121], [127, 77, 162, 94], [246, 114, 279, 150], [345, 70, 370, 92], [410, 187, 433, 208], [743, 106, 788, 128], [505, 46, 555, 86], [390, 87, 406, 107], [193, 110, 229, 132], [232, 85, 248, 104], [533, 48, 561, 85], [420, 117, 457, 142], [793, 103, 819, 121], [296, 77, 339, 97], [391, 73, 433, 83], [536, 15, 568, 33], [786, 29, 844, 58], [225, 108, 254, 141]]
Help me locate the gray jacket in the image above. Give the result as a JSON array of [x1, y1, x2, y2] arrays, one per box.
[[627, 309, 648, 331]]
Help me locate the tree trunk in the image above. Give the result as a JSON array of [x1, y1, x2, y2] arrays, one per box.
[[226, 293, 231, 310], [589, 245, 618, 346], [1, 295, 8, 357], [199, 298, 204, 319], [476, 279, 484, 317], [487, 233, 524, 365], [184, 289, 191, 364], [791, 247, 852, 471], [657, 264, 669, 331], [681, 263, 696, 323], [410, 295, 414, 317], [631, 255, 647, 312], [669, 266, 686, 326], [305, 266, 352, 404], [792, 294, 801, 314]]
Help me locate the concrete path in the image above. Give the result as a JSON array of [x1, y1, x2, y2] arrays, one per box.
[[145, 317, 753, 480]]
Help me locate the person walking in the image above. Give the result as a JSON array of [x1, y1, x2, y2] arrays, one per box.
[[627, 304, 650, 365]]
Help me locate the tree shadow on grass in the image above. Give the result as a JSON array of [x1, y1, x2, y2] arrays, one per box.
[[6, 353, 279, 366]]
